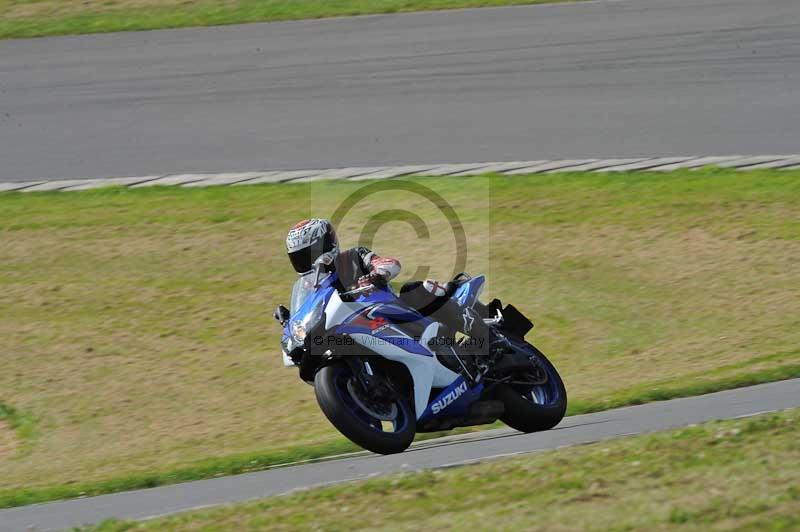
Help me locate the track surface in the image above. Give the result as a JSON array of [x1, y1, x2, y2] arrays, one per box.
[[2, 379, 799, 531], [2, 0, 799, 182]]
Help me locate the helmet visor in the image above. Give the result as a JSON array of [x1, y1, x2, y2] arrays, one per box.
[[288, 247, 315, 274]]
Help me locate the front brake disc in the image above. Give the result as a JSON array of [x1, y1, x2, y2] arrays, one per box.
[[346, 379, 398, 421]]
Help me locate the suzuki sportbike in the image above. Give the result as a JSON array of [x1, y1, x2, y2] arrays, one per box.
[[275, 250, 567, 454]]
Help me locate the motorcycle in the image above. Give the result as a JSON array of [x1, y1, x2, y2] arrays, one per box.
[[275, 249, 567, 454]]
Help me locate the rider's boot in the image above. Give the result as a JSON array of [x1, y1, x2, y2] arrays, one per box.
[[400, 278, 510, 358], [427, 335, 463, 373]]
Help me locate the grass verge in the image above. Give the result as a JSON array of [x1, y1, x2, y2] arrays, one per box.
[[85, 408, 800, 530], [0, 0, 572, 40], [0, 439, 359, 509], [1, 168, 799, 507], [1, 366, 799, 509]]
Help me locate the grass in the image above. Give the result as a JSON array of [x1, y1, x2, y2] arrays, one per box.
[[2, 364, 799, 509], [0, 439, 362, 509], [1, 168, 800, 507], [0, 0, 573, 40], [85, 408, 800, 531], [0, 405, 20, 461], [0, 402, 35, 458]]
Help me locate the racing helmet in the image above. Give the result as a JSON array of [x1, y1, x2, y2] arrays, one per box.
[[286, 218, 338, 273]]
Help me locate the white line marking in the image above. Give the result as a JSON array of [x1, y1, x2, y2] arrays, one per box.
[[4, 155, 800, 193], [504, 159, 597, 174]]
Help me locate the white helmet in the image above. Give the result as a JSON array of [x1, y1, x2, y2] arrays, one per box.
[[286, 218, 338, 273]]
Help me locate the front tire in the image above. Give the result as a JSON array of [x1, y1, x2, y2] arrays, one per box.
[[495, 346, 567, 433], [314, 362, 416, 454]]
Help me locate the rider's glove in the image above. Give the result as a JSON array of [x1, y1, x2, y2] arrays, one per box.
[[357, 273, 384, 293]]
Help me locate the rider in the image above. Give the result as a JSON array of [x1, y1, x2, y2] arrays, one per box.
[[285, 218, 401, 290], [285, 218, 495, 356]]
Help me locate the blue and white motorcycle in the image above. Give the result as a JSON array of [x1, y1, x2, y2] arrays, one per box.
[[275, 249, 567, 454]]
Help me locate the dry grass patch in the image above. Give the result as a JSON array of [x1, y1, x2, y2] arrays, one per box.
[[0, 169, 798, 498], [490, 224, 800, 398], [0, 421, 17, 461]]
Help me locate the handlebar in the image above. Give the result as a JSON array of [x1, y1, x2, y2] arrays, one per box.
[[339, 284, 376, 297]]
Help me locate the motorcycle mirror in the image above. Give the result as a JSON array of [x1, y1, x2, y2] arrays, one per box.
[[274, 304, 290, 325], [313, 261, 321, 288]]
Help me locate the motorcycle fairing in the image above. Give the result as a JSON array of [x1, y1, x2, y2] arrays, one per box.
[[452, 275, 486, 308], [349, 319, 459, 419], [336, 302, 433, 358], [282, 273, 338, 366], [418, 376, 485, 424], [325, 287, 461, 419]]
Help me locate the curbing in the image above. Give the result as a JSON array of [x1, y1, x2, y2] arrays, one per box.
[[2, 155, 799, 193]]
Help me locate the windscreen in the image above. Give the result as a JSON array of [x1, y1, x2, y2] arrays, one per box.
[[290, 271, 329, 315]]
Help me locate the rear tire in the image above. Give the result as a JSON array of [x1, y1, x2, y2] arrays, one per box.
[[495, 347, 567, 433], [314, 362, 416, 454]]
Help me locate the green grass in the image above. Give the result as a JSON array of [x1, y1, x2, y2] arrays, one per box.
[[0, 402, 36, 453], [85, 408, 800, 531], [0, 0, 573, 40], [0, 439, 361, 509], [3, 363, 799, 510], [1, 168, 800, 508]]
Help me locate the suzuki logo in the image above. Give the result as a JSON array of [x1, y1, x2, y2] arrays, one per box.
[[431, 381, 469, 414]]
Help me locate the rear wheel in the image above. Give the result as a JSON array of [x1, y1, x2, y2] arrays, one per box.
[[314, 361, 416, 454], [495, 345, 567, 433]]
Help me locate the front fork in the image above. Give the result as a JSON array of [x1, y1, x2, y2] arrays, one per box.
[[342, 356, 398, 402]]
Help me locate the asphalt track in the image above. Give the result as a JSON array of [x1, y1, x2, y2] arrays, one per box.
[[2, 0, 800, 182], [2, 379, 799, 531]]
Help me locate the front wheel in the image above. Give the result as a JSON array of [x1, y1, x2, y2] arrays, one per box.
[[495, 345, 567, 433], [314, 362, 416, 454]]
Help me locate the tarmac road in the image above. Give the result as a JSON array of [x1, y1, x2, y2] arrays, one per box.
[[1, 0, 799, 181], [1, 378, 799, 531]]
